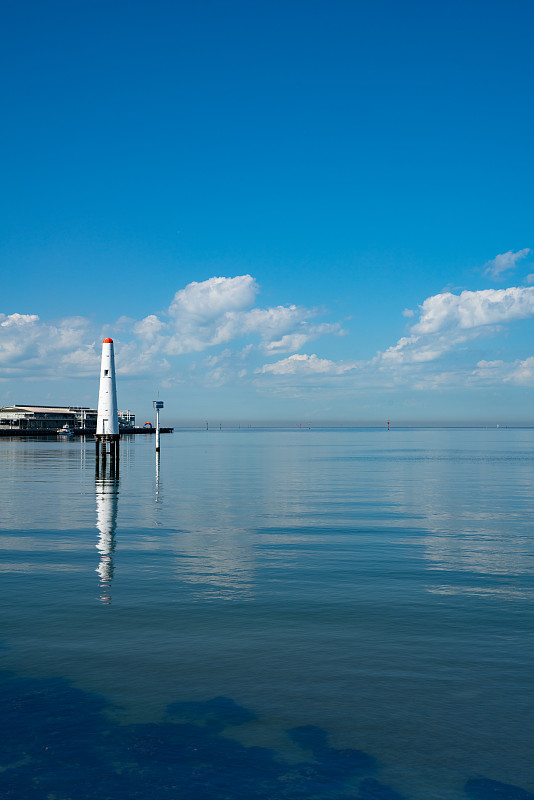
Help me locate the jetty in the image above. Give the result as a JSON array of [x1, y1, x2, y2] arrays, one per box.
[[0, 425, 173, 438], [0, 404, 173, 437]]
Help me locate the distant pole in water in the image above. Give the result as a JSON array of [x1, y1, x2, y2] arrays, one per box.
[[95, 338, 120, 473], [153, 400, 164, 452]]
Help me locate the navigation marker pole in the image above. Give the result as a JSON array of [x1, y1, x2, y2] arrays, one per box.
[[153, 400, 164, 452]]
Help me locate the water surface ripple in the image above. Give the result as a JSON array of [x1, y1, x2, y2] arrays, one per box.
[[1, 429, 533, 799]]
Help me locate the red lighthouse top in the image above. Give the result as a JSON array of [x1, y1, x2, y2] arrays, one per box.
[[103, 337, 113, 343]]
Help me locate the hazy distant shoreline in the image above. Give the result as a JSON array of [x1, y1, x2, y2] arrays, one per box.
[[3, 424, 532, 433]]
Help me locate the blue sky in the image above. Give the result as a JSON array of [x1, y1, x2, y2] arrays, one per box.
[[1, 0, 533, 424]]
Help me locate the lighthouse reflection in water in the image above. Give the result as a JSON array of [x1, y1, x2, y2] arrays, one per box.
[[95, 472, 119, 604]]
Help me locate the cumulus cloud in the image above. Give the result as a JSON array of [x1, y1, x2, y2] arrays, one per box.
[[133, 314, 168, 341], [483, 248, 530, 280], [380, 334, 463, 365], [257, 353, 358, 376], [264, 333, 311, 352], [471, 356, 534, 386], [380, 286, 534, 366], [159, 276, 343, 356], [0, 313, 40, 328], [509, 356, 534, 384], [0, 274, 345, 386], [163, 275, 265, 353], [59, 345, 100, 373], [0, 314, 94, 374], [381, 284, 534, 386], [412, 287, 534, 335], [213, 304, 312, 346], [200, 349, 250, 387], [6, 269, 534, 404], [169, 275, 258, 320]]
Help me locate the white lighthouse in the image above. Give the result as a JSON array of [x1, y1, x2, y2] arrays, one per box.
[[96, 337, 119, 467]]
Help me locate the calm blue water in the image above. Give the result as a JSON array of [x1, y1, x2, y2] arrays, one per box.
[[1, 428, 533, 800]]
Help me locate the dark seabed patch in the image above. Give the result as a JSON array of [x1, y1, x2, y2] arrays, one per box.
[[1, 670, 532, 800], [357, 777, 406, 799], [0, 670, 382, 800], [465, 778, 534, 800]]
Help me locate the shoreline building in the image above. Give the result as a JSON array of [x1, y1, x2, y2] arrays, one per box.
[[0, 405, 135, 432]]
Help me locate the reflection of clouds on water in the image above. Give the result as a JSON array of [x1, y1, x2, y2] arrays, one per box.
[[95, 476, 119, 604], [378, 449, 534, 600], [427, 584, 533, 600], [174, 528, 255, 600], [421, 516, 534, 601], [118, 447, 255, 600], [422, 529, 533, 576]]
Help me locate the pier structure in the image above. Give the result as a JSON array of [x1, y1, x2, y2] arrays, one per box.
[[95, 338, 120, 471]]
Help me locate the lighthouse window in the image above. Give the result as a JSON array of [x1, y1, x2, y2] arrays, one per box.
[[104, 369, 109, 375]]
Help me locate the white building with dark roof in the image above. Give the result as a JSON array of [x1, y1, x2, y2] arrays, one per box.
[[0, 405, 134, 431]]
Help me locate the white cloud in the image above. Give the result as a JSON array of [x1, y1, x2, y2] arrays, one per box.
[[5, 268, 534, 407], [133, 314, 168, 340], [412, 287, 534, 335], [262, 322, 346, 353], [379, 286, 534, 367], [162, 278, 312, 355], [165, 276, 261, 354], [0, 277, 347, 388], [380, 330, 482, 365], [402, 308, 415, 318], [0, 277, 343, 383], [471, 359, 510, 383], [213, 304, 312, 346], [509, 356, 534, 384], [159, 277, 342, 357], [411, 370, 465, 391], [113, 316, 136, 331], [59, 345, 100, 373], [471, 356, 534, 386], [381, 335, 443, 364], [0, 313, 40, 328], [264, 333, 311, 352], [257, 353, 357, 376], [0, 314, 94, 374], [169, 275, 258, 320], [6, 269, 534, 406], [483, 248, 530, 280], [201, 349, 247, 387], [204, 350, 232, 368]]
